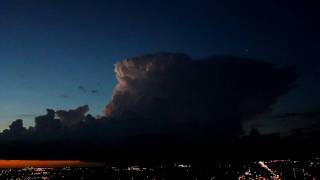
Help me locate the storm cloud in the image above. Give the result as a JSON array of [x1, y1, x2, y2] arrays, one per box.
[[273, 109, 320, 131], [33, 105, 89, 133], [105, 53, 298, 137], [0, 53, 301, 160], [56, 105, 89, 127]]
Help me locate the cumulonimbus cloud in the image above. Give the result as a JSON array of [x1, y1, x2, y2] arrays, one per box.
[[104, 53, 298, 137], [0, 52, 301, 160]]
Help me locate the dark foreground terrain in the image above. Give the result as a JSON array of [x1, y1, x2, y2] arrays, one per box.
[[0, 158, 319, 180]]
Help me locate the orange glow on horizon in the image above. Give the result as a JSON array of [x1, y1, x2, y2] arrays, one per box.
[[0, 160, 104, 168]]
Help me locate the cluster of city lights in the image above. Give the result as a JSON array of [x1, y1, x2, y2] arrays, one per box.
[[0, 158, 318, 179]]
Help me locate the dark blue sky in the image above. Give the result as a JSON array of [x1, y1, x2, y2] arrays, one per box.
[[0, 0, 319, 132]]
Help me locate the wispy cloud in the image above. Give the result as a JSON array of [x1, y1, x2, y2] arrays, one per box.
[[16, 113, 41, 119], [78, 86, 87, 93]]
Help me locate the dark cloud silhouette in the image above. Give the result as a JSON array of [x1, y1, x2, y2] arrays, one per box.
[[273, 109, 320, 119], [91, 90, 99, 94], [35, 109, 61, 133], [0, 119, 27, 141], [78, 86, 87, 93], [8, 119, 27, 135], [56, 105, 89, 127], [105, 53, 298, 138], [273, 109, 320, 131], [78, 85, 100, 95], [0, 53, 304, 160], [60, 94, 70, 99]]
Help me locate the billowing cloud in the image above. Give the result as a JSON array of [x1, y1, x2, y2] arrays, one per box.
[[35, 109, 61, 132], [56, 105, 89, 127], [8, 119, 26, 135], [105, 53, 298, 137], [0, 53, 302, 160], [33, 105, 89, 132]]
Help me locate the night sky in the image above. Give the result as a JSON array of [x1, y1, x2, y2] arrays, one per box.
[[0, 0, 319, 134]]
